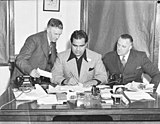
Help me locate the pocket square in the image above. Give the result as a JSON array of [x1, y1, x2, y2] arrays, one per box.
[[89, 67, 94, 71], [136, 66, 141, 69]]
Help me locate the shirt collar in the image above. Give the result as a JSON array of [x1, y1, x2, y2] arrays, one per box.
[[120, 49, 131, 61], [47, 34, 51, 45], [47, 33, 56, 45], [67, 50, 88, 62]]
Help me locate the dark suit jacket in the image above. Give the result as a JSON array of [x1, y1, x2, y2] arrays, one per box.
[[11, 31, 54, 85], [102, 49, 160, 87]]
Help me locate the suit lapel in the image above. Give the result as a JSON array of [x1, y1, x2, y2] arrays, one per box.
[[41, 31, 49, 59], [123, 50, 135, 72], [80, 58, 88, 81], [115, 52, 124, 73]]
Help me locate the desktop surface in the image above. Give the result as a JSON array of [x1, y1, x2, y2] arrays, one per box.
[[1, 84, 160, 122]]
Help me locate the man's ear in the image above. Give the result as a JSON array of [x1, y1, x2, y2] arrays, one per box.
[[129, 43, 133, 49], [85, 42, 88, 47], [129, 46, 132, 50]]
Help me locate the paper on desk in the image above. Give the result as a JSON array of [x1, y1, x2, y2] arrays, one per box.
[[125, 81, 154, 92], [37, 94, 58, 104], [14, 84, 47, 101], [47, 84, 91, 93], [97, 85, 110, 89], [37, 68, 52, 78], [124, 91, 155, 101]]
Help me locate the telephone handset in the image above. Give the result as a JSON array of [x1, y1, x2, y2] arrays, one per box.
[[14, 75, 40, 88], [107, 73, 123, 88]]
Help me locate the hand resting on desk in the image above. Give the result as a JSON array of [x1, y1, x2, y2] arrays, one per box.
[[83, 80, 98, 88], [125, 81, 154, 92]]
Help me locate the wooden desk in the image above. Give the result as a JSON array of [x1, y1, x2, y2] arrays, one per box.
[[1, 86, 160, 122]]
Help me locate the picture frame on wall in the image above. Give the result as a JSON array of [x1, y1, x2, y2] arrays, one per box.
[[43, 0, 60, 12]]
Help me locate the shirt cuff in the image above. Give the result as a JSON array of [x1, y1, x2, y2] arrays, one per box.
[[61, 79, 66, 85]]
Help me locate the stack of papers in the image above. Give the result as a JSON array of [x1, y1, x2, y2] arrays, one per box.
[[125, 81, 154, 92], [37, 94, 58, 104], [124, 91, 155, 101], [47, 84, 92, 93], [100, 88, 112, 99], [14, 84, 47, 101]]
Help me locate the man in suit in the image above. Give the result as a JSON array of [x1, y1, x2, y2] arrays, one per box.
[[102, 34, 160, 88], [11, 18, 63, 87], [51, 30, 107, 87]]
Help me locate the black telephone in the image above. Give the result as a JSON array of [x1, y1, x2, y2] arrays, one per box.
[[14, 75, 40, 88], [107, 73, 123, 88]]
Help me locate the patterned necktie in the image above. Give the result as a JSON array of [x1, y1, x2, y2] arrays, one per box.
[[46, 42, 57, 71], [121, 56, 126, 67]]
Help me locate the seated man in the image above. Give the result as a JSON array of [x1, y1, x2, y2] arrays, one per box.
[[102, 34, 160, 88], [51, 30, 107, 87]]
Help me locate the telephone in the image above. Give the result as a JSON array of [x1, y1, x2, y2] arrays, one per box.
[[14, 75, 40, 88], [107, 73, 123, 88]]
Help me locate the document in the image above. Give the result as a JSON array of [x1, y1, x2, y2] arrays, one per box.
[[14, 84, 47, 101], [37, 68, 52, 78], [124, 91, 155, 101], [47, 84, 92, 93], [37, 94, 58, 105]]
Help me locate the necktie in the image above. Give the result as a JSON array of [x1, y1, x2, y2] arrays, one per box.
[[46, 42, 57, 71], [121, 56, 126, 67]]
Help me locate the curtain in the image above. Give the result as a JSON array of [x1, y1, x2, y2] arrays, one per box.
[[0, 1, 14, 65], [87, 0, 158, 66], [0, 1, 9, 64]]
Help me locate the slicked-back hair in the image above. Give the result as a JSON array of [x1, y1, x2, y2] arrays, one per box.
[[70, 30, 88, 43], [47, 18, 63, 29], [120, 34, 133, 43]]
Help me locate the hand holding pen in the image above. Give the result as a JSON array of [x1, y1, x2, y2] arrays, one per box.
[[64, 72, 79, 86]]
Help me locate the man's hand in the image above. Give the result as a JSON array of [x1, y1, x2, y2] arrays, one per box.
[[138, 83, 146, 90], [83, 80, 98, 88], [30, 69, 40, 78]]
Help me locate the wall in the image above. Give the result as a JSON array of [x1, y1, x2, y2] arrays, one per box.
[[14, 0, 81, 54], [157, 3, 160, 69], [0, 66, 10, 96], [0, 0, 80, 96]]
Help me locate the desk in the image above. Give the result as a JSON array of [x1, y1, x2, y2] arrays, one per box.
[[1, 86, 160, 122]]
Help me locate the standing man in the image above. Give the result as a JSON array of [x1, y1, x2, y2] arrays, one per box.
[[11, 18, 63, 86], [51, 30, 107, 87], [102, 34, 160, 88]]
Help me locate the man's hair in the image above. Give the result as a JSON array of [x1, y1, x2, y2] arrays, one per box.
[[70, 30, 88, 43], [47, 18, 63, 29], [120, 34, 133, 43]]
